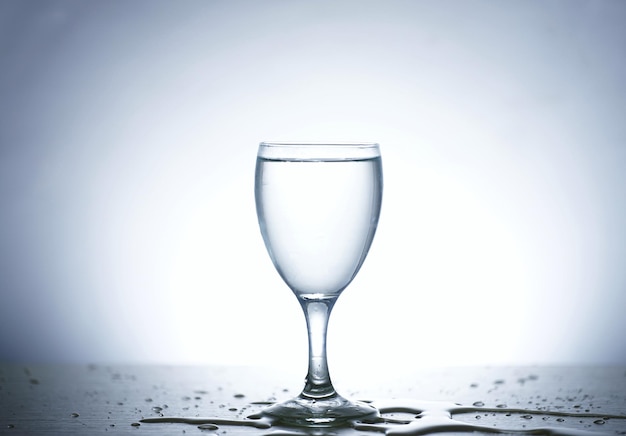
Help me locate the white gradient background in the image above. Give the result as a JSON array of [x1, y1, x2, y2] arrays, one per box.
[[1, 0, 625, 373]]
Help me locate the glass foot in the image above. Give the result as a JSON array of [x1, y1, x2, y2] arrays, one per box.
[[261, 393, 379, 427]]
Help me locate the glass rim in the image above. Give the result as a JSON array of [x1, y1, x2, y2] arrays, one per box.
[[260, 141, 379, 147], [258, 141, 380, 161]]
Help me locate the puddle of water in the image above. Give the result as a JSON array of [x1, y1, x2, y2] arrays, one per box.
[[141, 398, 625, 435]]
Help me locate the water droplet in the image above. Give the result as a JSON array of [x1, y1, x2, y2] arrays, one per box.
[[470, 383, 479, 388], [556, 418, 565, 422], [475, 415, 481, 420], [131, 422, 141, 427], [70, 413, 79, 418], [7, 424, 15, 429], [151, 406, 163, 413], [593, 419, 606, 425], [229, 407, 237, 412], [496, 404, 507, 408], [234, 393, 245, 399], [145, 398, 153, 403], [29, 378, 40, 385], [521, 414, 533, 420], [198, 424, 219, 430], [493, 379, 505, 385], [473, 401, 485, 407]]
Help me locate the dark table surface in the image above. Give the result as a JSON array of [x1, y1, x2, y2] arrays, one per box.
[[1, 364, 625, 435]]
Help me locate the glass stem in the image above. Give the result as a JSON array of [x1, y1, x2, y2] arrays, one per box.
[[299, 297, 338, 399]]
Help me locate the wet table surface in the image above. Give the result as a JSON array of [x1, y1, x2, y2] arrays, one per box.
[[1, 364, 625, 435]]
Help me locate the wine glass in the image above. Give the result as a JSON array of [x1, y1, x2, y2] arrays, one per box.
[[254, 142, 383, 427]]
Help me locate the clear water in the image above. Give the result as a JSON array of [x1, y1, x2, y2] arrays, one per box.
[[255, 157, 383, 297], [141, 398, 625, 435]]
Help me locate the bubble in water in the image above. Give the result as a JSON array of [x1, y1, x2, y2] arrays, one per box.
[[7, 424, 15, 429], [521, 414, 533, 420], [593, 419, 605, 425], [198, 424, 219, 430], [152, 406, 163, 413], [234, 393, 245, 399], [473, 401, 485, 407], [131, 422, 140, 427], [496, 404, 507, 408], [70, 413, 79, 418]]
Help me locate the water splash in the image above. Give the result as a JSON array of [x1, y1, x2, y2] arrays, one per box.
[[140, 399, 624, 435]]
